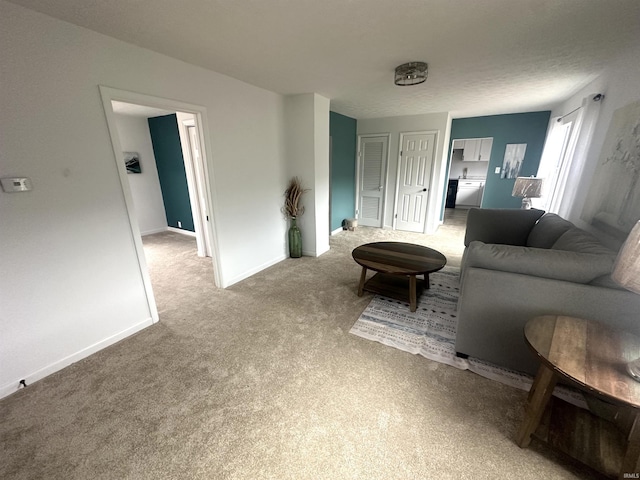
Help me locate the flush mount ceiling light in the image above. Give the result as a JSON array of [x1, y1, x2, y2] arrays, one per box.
[[394, 62, 428, 86]]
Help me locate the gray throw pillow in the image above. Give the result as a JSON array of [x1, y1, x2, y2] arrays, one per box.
[[527, 213, 574, 248], [551, 228, 616, 255]]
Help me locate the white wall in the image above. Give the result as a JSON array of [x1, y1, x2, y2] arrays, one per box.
[[113, 113, 168, 235], [313, 95, 331, 256], [0, 1, 288, 397], [357, 112, 451, 232], [551, 42, 640, 247], [284, 93, 330, 257]]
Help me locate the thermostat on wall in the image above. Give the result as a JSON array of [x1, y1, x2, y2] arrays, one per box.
[[1, 177, 33, 193]]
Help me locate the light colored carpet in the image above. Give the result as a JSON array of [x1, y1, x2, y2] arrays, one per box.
[[0, 210, 601, 479], [350, 268, 587, 409]]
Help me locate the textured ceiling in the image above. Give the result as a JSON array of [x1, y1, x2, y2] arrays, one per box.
[[9, 0, 640, 119]]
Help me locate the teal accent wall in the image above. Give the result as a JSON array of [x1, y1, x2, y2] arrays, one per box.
[[148, 114, 195, 232], [330, 112, 357, 231], [443, 111, 551, 214]]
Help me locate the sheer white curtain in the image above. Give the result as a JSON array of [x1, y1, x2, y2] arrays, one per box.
[[535, 114, 575, 211], [536, 94, 603, 216]]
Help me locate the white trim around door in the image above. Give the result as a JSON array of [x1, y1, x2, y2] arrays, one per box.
[[99, 86, 223, 322], [177, 115, 213, 258]]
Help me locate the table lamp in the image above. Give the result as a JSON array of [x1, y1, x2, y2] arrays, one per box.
[[611, 220, 640, 381], [512, 177, 543, 209]]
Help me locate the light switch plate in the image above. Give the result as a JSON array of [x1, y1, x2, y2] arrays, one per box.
[[494, 167, 501, 174], [1, 177, 32, 192]]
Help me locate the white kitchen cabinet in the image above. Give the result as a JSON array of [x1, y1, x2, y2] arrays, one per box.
[[461, 139, 479, 162], [478, 138, 493, 161], [460, 137, 493, 161], [455, 180, 484, 207]]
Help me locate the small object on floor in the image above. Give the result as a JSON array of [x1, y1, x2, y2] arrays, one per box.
[[343, 218, 358, 231]]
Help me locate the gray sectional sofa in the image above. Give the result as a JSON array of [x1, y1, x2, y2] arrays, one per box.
[[455, 208, 640, 376]]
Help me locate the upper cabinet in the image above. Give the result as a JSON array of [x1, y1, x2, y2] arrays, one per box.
[[452, 139, 465, 150], [453, 137, 493, 162], [478, 138, 493, 161]]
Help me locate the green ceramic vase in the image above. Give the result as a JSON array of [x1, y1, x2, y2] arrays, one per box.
[[288, 217, 302, 258]]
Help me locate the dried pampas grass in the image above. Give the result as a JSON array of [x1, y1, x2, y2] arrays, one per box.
[[283, 176, 309, 218]]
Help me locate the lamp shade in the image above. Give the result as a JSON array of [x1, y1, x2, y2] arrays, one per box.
[[612, 220, 640, 294], [512, 177, 543, 198]]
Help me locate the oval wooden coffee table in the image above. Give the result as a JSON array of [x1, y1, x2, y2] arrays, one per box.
[[352, 242, 447, 312]]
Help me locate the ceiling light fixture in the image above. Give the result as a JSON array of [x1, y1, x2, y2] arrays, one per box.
[[394, 62, 428, 86]]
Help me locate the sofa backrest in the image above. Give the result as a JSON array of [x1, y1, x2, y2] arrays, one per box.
[[526, 213, 574, 248], [464, 208, 545, 247]]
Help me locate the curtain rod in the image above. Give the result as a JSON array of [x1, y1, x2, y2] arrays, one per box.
[[556, 93, 604, 123]]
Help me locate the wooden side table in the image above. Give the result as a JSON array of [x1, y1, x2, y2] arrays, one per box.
[[517, 315, 640, 479]]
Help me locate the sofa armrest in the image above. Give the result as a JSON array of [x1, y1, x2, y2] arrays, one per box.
[[463, 241, 616, 284], [464, 208, 545, 247]]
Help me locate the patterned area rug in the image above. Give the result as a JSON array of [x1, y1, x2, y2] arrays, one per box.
[[350, 267, 587, 409]]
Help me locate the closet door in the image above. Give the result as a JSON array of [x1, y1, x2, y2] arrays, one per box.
[[357, 136, 388, 227]]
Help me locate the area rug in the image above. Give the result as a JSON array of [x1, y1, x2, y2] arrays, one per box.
[[350, 267, 587, 409]]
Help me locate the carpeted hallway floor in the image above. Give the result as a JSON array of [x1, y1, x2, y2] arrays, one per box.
[[0, 210, 600, 479]]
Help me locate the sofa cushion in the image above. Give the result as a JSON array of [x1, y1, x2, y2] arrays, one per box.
[[589, 274, 625, 290], [527, 213, 574, 248], [551, 228, 617, 255], [464, 208, 545, 247], [463, 241, 617, 284]]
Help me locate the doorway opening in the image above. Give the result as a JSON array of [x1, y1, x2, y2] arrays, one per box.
[[99, 86, 221, 322]]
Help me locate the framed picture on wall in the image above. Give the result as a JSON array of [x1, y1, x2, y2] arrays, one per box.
[[501, 143, 527, 179], [124, 152, 141, 174]]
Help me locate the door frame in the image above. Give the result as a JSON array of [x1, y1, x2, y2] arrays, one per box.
[[99, 86, 222, 322], [355, 133, 391, 228], [393, 130, 438, 233], [179, 116, 212, 258]]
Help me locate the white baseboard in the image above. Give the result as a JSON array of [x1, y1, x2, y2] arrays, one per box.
[[141, 227, 169, 236], [223, 254, 287, 288], [0, 317, 154, 400], [167, 226, 196, 237], [331, 227, 344, 236]]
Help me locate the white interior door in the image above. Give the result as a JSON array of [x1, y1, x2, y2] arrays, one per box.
[[186, 124, 212, 257], [357, 136, 388, 227], [395, 133, 435, 233]]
